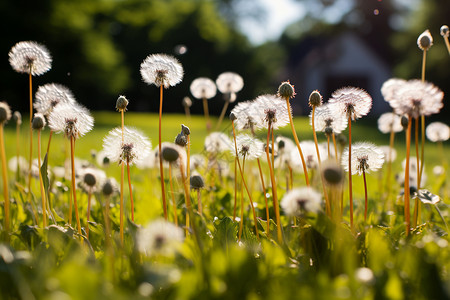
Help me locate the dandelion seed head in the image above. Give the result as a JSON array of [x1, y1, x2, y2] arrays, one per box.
[[281, 187, 322, 216], [231, 134, 264, 160], [101, 177, 118, 197], [377, 112, 403, 134], [162, 143, 181, 163], [290, 141, 325, 171], [34, 83, 75, 116], [0, 102, 12, 124], [255, 94, 290, 130], [190, 174, 205, 189], [96, 150, 110, 168], [48, 102, 94, 139], [379, 146, 397, 163], [388, 80, 443, 118], [137, 219, 184, 256], [182, 97, 192, 108], [381, 78, 407, 103], [8, 156, 28, 174], [204, 132, 232, 154], [417, 29, 433, 51], [231, 101, 262, 131], [32, 113, 46, 130], [342, 142, 384, 175], [190, 77, 217, 99], [140, 54, 183, 88], [79, 167, 106, 193], [216, 72, 244, 94], [102, 126, 151, 165], [115, 95, 129, 112], [310, 103, 348, 134], [321, 160, 344, 185], [13, 111, 22, 125], [9, 41, 52, 76], [328, 87, 372, 120], [426, 122, 449, 142]]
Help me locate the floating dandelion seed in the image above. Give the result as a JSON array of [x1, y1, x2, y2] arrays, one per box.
[[426, 122, 449, 142], [137, 219, 184, 256], [34, 83, 76, 116], [281, 187, 322, 216], [140, 54, 183, 88], [9, 41, 52, 76]]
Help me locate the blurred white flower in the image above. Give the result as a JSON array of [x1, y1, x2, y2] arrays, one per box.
[[290, 141, 325, 171], [377, 112, 403, 134], [48, 102, 94, 139], [281, 187, 322, 216], [381, 78, 407, 103], [379, 146, 397, 163], [433, 165, 444, 177], [8, 156, 28, 174], [137, 219, 184, 256], [34, 83, 76, 116], [342, 142, 384, 175], [328, 87, 372, 120], [231, 134, 264, 160], [190, 77, 217, 99], [216, 72, 244, 94], [140, 54, 183, 88], [204, 132, 232, 154], [9, 41, 52, 76], [426, 122, 450, 142]]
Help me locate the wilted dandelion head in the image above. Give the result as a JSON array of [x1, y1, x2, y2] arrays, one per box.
[[254, 94, 290, 130], [32, 113, 46, 130], [231, 134, 264, 160], [281, 187, 322, 216], [388, 80, 443, 119], [441, 25, 449, 37], [231, 101, 261, 131], [102, 126, 151, 166], [48, 102, 94, 139], [34, 83, 75, 116], [426, 122, 450, 142], [115, 95, 129, 112], [379, 146, 397, 163], [9, 41, 52, 76], [328, 87, 372, 121], [216, 72, 244, 94], [377, 112, 403, 134], [140, 54, 183, 88], [0, 102, 12, 125], [342, 142, 384, 175], [190, 77, 217, 100], [190, 174, 205, 189], [381, 78, 407, 103], [277, 81, 296, 99], [137, 219, 184, 256], [417, 29, 433, 51], [310, 103, 348, 134], [204, 132, 232, 154]]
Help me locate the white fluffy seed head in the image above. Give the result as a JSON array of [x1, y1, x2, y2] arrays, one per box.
[[190, 77, 217, 99], [204, 132, 232, 154], [9, 41, 52, 76], [34, 83, 76, 116], [216, 72, 244, 94], [254, 94, 290, 130], [136, 219, 184, 256], [140, 53, 183, 88], [231, 100, 262, 131], [310, 103, 348, 134], [328, 87, 372, 121], [426, 122, 450, 142], [377, 112, 403, 134], [281, 187, 322, 216], [342, 142, 385, 175], [231, 134, 264, 160], [48, 102, 94, 139]]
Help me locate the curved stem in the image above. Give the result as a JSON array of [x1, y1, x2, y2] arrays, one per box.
[[70, 136, 82, 237], [158, 85, 167, 220], [16, 122, 20, 182], [215, 99, 230, 131], [126, 160, 134, 222], [0, 125, 10, 239], [285, 98, 310, 186], [179, 158, 191, 233], [37, 130, 47, 228], [256, 158, 270, 235], [46, 130, 54, 154], [197, 189, 202, 216], [444, 36, 450, 55]]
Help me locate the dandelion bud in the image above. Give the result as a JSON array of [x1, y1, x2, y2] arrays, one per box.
[[175, 133, 187, 147], [181, 124, 190, 135], [277, 81, 296, 99], [102, 180, 114, 196], [0, 102, 12, 124], [32, 113, 46, 130], [401, 115, 409, 130], [162, 146, 179, 163], [229, 112, 237, 121], [322, 160, 344, 185], [417, 29, 433, 51], [441, 25, 449, 37], [308, 90, 323, 107], [190, 174, 205, 189], [13, 111, 22, 125], [116, 95, 129, 111], [182, 97, 192, 108], [83, 172, 97, 187]]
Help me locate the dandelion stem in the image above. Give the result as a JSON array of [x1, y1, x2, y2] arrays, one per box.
[[120, 161, 124, 244], [347, 116, 354, 229], [168, 164, 178, 225], [15, 120, 21, 182], [70, 136, 82, 237], [179, 157, 191, 232], [312, 106, 331, 216], [126, 159, 134, 222], [215, 99, 230, 131], [385, 130, 395, 203], [86, 190, 92, 239], [238, 157, 246, 241], [326, 134, 331, 159], [37, 130, 47, 228], [233, 158, 238, 221], [46, 131, 53, 155], [332, 132, 339, 163], [202, 97, 211, 132], [363, 168, 368, 222], [418, 115, 425, 189], [444, 35, 450, 55], [158, 85, 168, 220], [413, 118, 420, 228], [264, 121, 282, 243], [256, 158, 270, 235], [0, 125, 10, 239], [421, 50, 426, 82], [186, 135, 191, 200], [285, 99, 309, 186], [197, 188, 202, 216], [404, 116, 412, 236], [184, 106, 191, 119], [28, 72, 33, 196]]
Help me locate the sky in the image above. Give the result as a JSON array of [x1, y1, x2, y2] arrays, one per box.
[[237, 0, 306, 45]]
